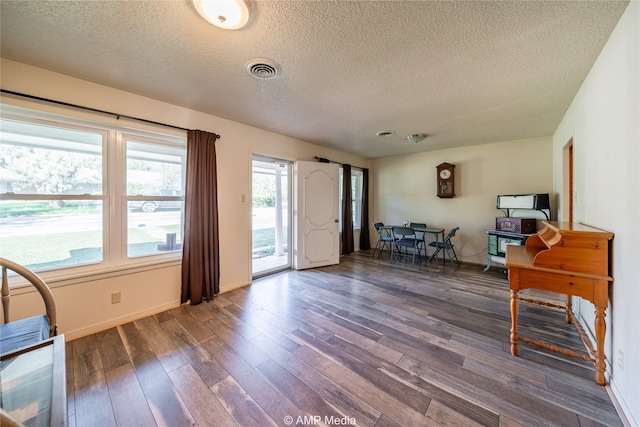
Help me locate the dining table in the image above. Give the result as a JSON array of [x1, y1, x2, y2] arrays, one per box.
[[382, 225, 446, 266]]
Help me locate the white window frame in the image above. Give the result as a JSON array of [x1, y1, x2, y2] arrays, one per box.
[[351, 169, 363, 230], [338, 167, 363, 231], [0, 104, 186, 283], [123, 133, 187, 260]]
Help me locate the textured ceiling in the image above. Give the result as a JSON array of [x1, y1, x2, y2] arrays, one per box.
[[0, 1, 628, 158]]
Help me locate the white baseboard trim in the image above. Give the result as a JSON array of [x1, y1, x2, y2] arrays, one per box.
[[62, 301, 180, 341]]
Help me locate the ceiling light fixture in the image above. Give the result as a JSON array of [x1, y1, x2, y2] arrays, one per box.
[[406, 133, 428, 143], [193, 0, 251, 30]]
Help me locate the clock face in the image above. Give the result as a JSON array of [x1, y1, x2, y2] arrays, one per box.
[[439, 169, 452, 180]]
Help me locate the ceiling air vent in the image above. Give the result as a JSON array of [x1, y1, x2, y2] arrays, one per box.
[[376, 131, 394, 137], [246, 58, 281, 80]]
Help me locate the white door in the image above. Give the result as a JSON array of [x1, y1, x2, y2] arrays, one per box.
[[294, 161, 340, 270]]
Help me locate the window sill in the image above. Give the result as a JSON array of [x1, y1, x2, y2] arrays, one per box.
[[8, 258, 182, 292]]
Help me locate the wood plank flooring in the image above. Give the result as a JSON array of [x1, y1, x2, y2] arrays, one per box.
[[66, 252, 625, 426]]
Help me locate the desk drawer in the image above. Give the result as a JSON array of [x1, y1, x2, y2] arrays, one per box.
[[514, 269, 599, 302]]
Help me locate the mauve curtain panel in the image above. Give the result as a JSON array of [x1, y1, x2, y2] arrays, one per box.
[[181, 130, 220, 305]]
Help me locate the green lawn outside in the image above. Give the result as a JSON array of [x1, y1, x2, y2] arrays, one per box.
[[1, 226, 181, 270], [1, 230, 103, 270], [0, 200, 101, 217], [0, 199, 285, 267], [252, 227, 288, 258]]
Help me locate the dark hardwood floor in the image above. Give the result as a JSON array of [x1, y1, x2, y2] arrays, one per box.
[[66, 251, 625, 426]]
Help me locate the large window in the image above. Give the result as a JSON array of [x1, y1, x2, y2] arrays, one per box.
[[126, 138, 185, 258], [0, 107, 186, 277], [351, 169, 363, 229], [339, 168, 363, 230]]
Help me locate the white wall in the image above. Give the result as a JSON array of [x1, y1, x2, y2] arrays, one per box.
[[1, 59, 368, 340], [371, 137, 553, 266], [553, 2, 639, 425]]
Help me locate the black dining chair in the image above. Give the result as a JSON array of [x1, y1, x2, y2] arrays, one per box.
[[372, 222, 394, 258], [391, 226, 421, 265], [428, 227, 460, 269], [410, 222, 427, 258]]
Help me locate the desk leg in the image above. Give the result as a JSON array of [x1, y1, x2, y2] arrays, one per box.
[[510, 289, 519, 356], [565, 295, 572, 324], [594, 305, 606, 386]]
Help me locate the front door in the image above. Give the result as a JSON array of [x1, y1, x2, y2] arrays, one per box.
[[294, 161, 340, 270]]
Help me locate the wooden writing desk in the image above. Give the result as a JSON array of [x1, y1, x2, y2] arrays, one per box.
[[505, 221, 613, 385]]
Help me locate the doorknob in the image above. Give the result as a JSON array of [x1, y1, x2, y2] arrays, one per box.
[[335, 219, 339, 222]]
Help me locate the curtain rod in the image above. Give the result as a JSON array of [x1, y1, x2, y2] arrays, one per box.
[[315, 156, 366, 170], [1, 89, 220, 139]]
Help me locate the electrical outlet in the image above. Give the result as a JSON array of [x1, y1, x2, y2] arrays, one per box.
[[111, 291, 121, 304], [618, 349, 624, 371]]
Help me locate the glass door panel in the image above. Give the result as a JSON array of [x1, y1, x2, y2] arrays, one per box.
[[252, 155, 292, 278]]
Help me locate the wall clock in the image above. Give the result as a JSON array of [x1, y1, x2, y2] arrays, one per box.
[[436, 162, 455, 198]]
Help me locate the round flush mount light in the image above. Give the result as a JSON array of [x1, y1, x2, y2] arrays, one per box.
[[406, 133, 428, 143], [193, 0, 251, 30]]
